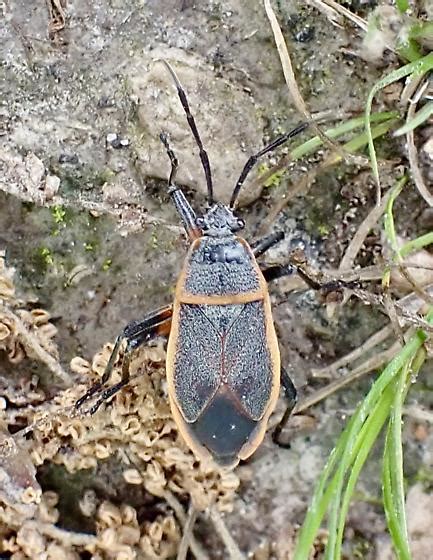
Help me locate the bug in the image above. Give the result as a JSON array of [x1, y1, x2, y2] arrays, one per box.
[[76, 61, 310, 469]]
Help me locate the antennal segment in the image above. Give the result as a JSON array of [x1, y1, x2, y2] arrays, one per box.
[[229, 122, 309, 209], [161, 60, 214, 206]]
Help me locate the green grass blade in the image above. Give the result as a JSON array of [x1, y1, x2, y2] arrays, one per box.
[[384, 176, 407, 258], [365, 52, 433, 190], [382, 363, 411, 560], [294, 310, 433, 559], [343, 119, 397, 154], [294, 412, 360, 560], [324, 326, 428, 553], [290, 112, 398, 161], [383, 342, 429, 559], [394, 101, 433, 136], [399, 232, 433, 257], [334, 382, 396, 559], [409, 21, 433, 43]]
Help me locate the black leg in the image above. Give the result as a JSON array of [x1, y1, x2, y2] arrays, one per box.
[[75, 304, 172, 412], [261, 263, 296, 283], [292, 264, 361, 294], [261, 254, 360, 293], [160, 131, 179, 187], [272, 367, 297, 448], [252, 231, 284, 258], [161, 60, 214, 206], [229, 122, 309, 209], [160, 133, 202, 241]]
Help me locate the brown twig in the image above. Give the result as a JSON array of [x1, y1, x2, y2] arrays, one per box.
[[339, 191, 392, 272], [26, 520, 98, 546], [209, 507, 246, 560], [405, 79, 433, 207], [264, 0, 367, 167], [311, 324, 394, 379], [291, 254, 433, 333], [176, 503, 198, 560], [163, 491, 210, 560], [308, 0, 368, 31], [45, 0, 66, 38], [294, 340, 401, 414]]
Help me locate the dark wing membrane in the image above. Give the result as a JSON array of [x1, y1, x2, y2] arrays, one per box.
[[187, 387, 258, 467], [224, 301, 273, 420], [173, 304, 222, 422]]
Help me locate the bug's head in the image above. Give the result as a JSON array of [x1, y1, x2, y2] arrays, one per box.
[[196, 202, 245, 237]]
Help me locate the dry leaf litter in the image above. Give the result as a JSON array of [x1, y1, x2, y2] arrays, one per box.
[[0, 254, 239, 559]]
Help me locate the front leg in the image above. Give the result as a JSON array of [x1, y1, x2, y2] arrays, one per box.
[[75, 304, 172, 413], [261, 263, 296, 283], [251, 231, 284, 258]]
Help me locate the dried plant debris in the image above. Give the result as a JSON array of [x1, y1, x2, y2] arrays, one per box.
[[45, 0, 66, 39], [0, 253, 70, 384], [0, 255, 239, 559]]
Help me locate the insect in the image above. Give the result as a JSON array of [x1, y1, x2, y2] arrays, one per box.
[[76, 61, 309, 469]]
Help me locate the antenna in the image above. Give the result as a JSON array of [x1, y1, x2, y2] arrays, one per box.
[[229, 122, 309, 209], [161, 60, 214, 206]]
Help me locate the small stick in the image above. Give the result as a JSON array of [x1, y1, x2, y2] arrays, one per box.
[[406, 79, 433, 207], [209, 507, 246, 560], [295, 341, 401, 414], [163, 491, 210, 560], [263, 0, 367, 166], [177, 503, 198, 560]]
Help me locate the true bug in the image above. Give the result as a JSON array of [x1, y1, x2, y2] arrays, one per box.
[[76, 61, 309, 469]]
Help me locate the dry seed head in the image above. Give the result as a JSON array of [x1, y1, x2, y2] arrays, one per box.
[[21, 486, 42, 505], [79, 489, 97, 517], [46, 543, 80, 560], [70, 356, 91, 375], [16, 523, 46, 556], [98, 501, 123, 527], [0, 259, 240, 558], [92, 343, 116, 376], [123, 468, 143, 485], [118, 525, 141, 546], [37, 492, 59, 524], [140, 515, 180, 559], [121, 504, 138, 526]]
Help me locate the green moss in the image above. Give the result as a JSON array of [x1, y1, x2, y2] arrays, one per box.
[[49, 165, 116, 196], [317, 224, 330, 236], [257, 162, 284, 189], [33, 247, 54, 273], [102, 258, 112, 271], [51, 205, 67, 224]]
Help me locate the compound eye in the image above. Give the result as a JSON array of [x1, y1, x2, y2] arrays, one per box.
[[236, 218, 245, 229]]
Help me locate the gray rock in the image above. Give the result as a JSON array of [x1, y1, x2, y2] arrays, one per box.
[[129, 47, 266, 206]]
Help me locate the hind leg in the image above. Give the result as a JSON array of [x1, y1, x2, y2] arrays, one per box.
[[272, 367, 297, 447], [75, 304, 172, 413]]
